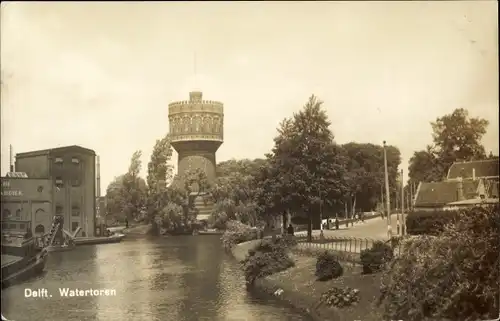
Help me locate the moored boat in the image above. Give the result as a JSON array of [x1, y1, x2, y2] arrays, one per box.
[[1, 220, 48, 289], [46, 242, 76, 252], [73, 233, 125, 246]]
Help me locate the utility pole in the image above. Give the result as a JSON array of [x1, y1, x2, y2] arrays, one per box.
[[319, 187, 324, 240], [383, 141, 392, 238], [380, 182, 384, 218], [400, 169, 404, 235]]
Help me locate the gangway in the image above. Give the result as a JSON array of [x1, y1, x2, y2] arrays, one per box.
[[46, 216, 64, 246]]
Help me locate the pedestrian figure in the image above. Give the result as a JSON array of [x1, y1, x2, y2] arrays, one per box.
[[335, 218, 339, 230], [287, 224, 294, 236], [125, 218, 129, 229]]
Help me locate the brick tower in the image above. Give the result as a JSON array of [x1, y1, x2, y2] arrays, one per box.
[[168, 91, 224, 221]]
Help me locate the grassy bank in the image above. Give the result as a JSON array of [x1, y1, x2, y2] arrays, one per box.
[[264, 254, 383, 321], [231, 240, 383, 321]]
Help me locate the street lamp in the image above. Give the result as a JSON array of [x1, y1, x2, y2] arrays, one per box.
[[383, 141, 392, 239]]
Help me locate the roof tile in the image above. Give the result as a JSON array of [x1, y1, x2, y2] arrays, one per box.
[[415, 180, 479, 207], [447, 159, 499, 180]]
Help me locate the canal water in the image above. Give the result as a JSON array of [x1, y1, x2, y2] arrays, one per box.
[[1, 235, 311, 321]]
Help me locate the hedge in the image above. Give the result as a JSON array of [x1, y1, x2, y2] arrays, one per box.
[[379, 204, 499, 321], [405, 210, 460, 235]]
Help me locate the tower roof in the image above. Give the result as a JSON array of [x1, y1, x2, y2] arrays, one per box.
[[189, 91, 202, 102]]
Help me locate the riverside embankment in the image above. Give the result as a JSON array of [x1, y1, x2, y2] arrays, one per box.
[[231, 239, 384, 321], [231, 240, 329, 321]]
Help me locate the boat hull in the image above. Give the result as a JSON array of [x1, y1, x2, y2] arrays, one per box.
[[46, 244, 76, 252], [74, 234, 125, 246], [1, 250, 48, 289]]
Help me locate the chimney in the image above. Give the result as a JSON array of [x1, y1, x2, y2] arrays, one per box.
[[9, 145, 14, 172], [457, 177, 465, 201], [472, 168, 476, 181], [96, 156, 101, 198]]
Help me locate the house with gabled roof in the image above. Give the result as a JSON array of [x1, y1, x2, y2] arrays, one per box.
[[447, 158, 499, 181], [413, 158, 499, 211]]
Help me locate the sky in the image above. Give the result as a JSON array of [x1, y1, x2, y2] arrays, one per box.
[[1, 1, 498, 193]]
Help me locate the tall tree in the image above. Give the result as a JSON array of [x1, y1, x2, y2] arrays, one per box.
[[408, 146, 445, 184], [408, 108, 489, 184], [146, 135, 174, 225], [341, 143, 401, 213], [105, 175, 126, 222], [121, 150, 148, 221], [262, 95, 349, 241], [104, 152, 148, 223], [256, 118, 298, 228], [212, 159, 266, 227], [216, 158, 267, 178]]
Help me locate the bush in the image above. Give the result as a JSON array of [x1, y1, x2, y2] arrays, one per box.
[[321, 286, 360, 308], [406, 210, 459, 235], [242, 237, 295, 286], [360, 241, 393, 274], [378, 205, 499, 321], [315, 251, 343, 281], [221, 220, 260, 250]]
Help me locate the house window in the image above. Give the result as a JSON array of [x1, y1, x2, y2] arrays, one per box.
[[72, 206, 80, 217], [56, 205, 63, 215], [15, 209, 21, 220], [55, 176, 63, 186], [71, 157, 80, 164], [35, 224, 45, 234], [55, 157, 64, 164], [3, 209, 11, 220], [71, 222, 79, 232], [37, 186, 44, 193]]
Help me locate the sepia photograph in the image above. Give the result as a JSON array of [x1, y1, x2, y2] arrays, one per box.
[[1, 2, 498, 321]]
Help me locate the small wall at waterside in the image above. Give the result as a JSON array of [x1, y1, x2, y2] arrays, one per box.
[[230, 240, 331, 321]]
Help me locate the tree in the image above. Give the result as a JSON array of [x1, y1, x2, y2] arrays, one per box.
[[431, 108, 488, 165], [256, 118, 296, 228], [408, 146, 445, 184], [216, 159, 267, 178], [105, 175, 126, 222], [408, 108, 489, 184], [341, 143, 401, 213], [212, 160, 265, 227], [146, 134, 174, 227], [487, 151, 498, 159], [104, 152, 148, 223], [121, 151, 147, 221], [262, 95, 349, 241], [379, 205, 499, 321]]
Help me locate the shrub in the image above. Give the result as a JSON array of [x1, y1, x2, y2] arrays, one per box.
[[242, 237, 295, 286], [405, 210, 459, 235], [360, 241, 393, 274], [378, 204, 500, 321], [221, 220, 260, 250], [321, 286, 360, 308], [315, 251, 343, 281]]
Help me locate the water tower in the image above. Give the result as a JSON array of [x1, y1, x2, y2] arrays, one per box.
[[168, 91, 224, 221]]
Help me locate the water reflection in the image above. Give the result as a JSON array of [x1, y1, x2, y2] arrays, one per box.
[[1, 236, 310, 321]]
